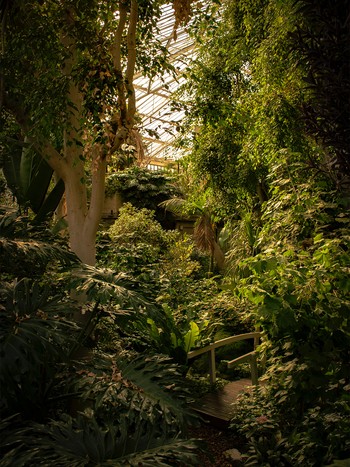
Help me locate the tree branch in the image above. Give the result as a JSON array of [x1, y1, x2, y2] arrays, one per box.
[[112, 1, 128, 124], [109, 0, 138, 154], [125, 0, 138, 120], [86, 145, 108, 234]]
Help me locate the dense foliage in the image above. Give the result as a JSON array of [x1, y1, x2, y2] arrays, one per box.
[[229, 161, 350, 465], [97, 203, 250, 367], [105, 167, 180, 210], [0, 215, 203, 465], [1, 0, 349, 465], [174, 0, 350, 464]]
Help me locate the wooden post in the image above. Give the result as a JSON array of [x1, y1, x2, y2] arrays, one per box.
[[254, 326, 260, 349], [250, 353, 258, 386], [208, 348, 216, 384]]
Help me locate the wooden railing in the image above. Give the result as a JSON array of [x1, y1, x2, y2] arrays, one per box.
[[187, 331, 261, 385]]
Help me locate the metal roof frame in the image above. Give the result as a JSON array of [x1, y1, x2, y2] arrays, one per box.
[[134, 3, 195, 161]]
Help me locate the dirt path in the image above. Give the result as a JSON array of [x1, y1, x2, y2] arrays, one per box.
[[188, 423, 245, 466]]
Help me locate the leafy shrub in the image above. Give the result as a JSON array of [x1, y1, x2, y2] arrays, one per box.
[[105, 167, 181, 227], [108, 203, 168, 247], [228, 162, 350, 464], [98, 203, 171, 278], [0, 222, 203, 465]]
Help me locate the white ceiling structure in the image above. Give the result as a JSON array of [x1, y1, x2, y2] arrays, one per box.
[[134, 4, 196, 162]]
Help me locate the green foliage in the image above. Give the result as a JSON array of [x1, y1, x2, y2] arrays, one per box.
[[0, 218, 202, 465], [228, 161, 350, 464], [105, 167, 181, 214], [108, 203, 168, 248], [0, 0, 173, 142], [291, 0, 350, 180], [167, 1, 350, 464], [98, 203, 171, 277], [0, 279, 79, 420], [174, 0, 309, 211], [0, 414, 201, 466], [0, 138, 64, 220], [230, 384, 350, 466], [97, 205, 239, 364], [64, 264, 149, 309], [0, 213, 78, 278]]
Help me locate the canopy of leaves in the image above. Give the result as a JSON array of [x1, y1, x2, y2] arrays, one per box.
[[174, 0, 318, 212], [0, 0, 173, 137]]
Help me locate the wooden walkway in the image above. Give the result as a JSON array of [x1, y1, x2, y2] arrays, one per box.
[[192, 378, 253, 429]]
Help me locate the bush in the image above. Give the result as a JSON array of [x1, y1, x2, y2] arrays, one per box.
[[228, 163, 350, 465]]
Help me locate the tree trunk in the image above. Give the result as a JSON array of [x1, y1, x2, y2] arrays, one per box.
[[213, 241, 225, 272]]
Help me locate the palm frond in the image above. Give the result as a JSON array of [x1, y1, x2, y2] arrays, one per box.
[[194, 214, 215, 253], [159, 197, 188, 216]]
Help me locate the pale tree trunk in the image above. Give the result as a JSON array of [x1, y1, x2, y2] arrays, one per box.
[[7, 1, 138, 266], [66, 149, 108, 265], [213, 241, 226, 272], [49, 1, 137, 265]]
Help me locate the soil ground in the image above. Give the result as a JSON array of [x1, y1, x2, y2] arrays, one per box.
[[188, 423, 246, 466]]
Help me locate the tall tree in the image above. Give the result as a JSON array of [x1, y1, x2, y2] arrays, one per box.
[[174, 0, 314, 212], [0, 0, 192, 264]]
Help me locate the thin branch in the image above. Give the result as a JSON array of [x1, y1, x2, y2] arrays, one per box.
[[112, 1, 128, 124], [125, 0, 138, 120]]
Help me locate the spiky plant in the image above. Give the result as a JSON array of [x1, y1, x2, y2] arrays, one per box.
[[160, 196, 225, 271]]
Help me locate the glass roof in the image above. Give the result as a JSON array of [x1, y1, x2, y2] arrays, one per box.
[[134, 4, 195, 162]]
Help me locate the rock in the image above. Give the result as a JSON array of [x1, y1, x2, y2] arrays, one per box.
[[223, 448, 243, 465]]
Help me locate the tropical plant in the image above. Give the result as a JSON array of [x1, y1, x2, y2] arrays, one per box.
[[0, 414, 201, 467], [0, 214, 203, 465], [160, 191, 225, 271], [0, 134, 64, 221], [0, 212, 78, 278], [0, 278, 79, 420], [97, 203, 171, 280], [0, 0, 195, 264], [228, 159, 350, 464], [105, 166, 181, 221]]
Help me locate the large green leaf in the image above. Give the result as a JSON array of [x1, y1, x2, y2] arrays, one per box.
[[1, 140, 64, 219], [0, 415, 202, 466], [0, 279, 80, 418], [65, 264, 149, 309], [34, 178, 65, 223]]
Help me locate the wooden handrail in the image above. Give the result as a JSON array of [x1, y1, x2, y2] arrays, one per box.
[[187, 331, 261, 385], [227, 351, 259, 385], [187, 332, 261, 359]]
